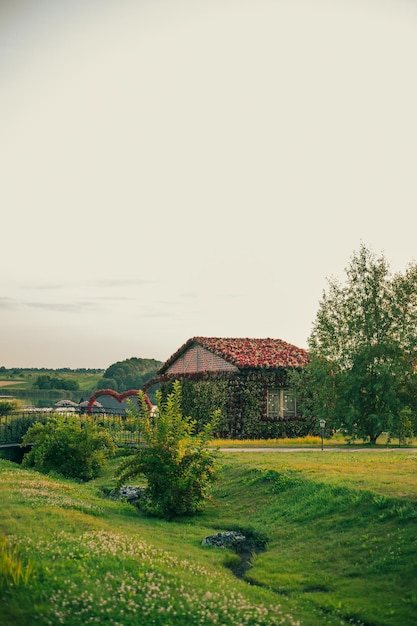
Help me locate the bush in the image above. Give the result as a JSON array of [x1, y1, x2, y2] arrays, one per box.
[[0, 398, 22, 415], [117, 381, 220, 519], [21, 416, 115, 480]]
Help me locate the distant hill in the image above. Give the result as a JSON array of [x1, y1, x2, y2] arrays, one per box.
[[0, 358, 162, 395], [0, 367, 104, 393], [99, 357, 162, 393]]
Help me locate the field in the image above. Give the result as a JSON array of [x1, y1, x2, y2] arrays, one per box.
[[0, 381, 27, 387], [0, 369, 104, 393], [0, 370, 105, 410], [1, 447, 417, 625]]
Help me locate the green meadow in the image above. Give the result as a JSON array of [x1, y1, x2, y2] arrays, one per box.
[[1, 448, 417, 625], [0, 369, 104, 391]]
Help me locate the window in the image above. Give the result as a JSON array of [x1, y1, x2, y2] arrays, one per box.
[[283, 391, 296, 417], [267, 389, 298, 419], [267, 389, 281, 419]]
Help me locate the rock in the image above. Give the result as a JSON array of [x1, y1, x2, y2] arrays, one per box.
[[118, 485, 145, 502], [201, 531, 246, 548]]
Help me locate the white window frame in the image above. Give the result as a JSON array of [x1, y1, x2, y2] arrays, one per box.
[[267, 388, 298, 419]]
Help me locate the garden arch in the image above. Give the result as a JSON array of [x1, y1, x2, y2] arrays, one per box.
[[87, 388, 153, 414]]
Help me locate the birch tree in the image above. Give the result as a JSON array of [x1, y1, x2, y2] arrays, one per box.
[[307, 244, 417, 444]]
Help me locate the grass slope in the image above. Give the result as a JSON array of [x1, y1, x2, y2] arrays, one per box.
[[0, 457, 297, 626], [1, 449, 417, 625], [213, 452, 417, 626]]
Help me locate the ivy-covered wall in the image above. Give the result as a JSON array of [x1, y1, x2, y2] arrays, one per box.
[[180, 378, 230, 435], [160, 369, 314, 439]]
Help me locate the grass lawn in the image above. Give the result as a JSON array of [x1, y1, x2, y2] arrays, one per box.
[[210, 450, 417, 625], [1, 448, 417, 625]]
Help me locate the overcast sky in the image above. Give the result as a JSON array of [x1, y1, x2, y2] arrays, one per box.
[[1, 0, 417, 369]]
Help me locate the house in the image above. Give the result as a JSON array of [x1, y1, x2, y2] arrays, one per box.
[[150, 337, 309, 438]]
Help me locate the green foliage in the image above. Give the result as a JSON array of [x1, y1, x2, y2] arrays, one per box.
[[32, 374, 79, 391], [288, 354, 342, 432], [174, 378, 230, 434], [227, 374, 313, 439], [0, 397, 22, 415], [99, 376, 118, 391], [396, 407, 417, 444], [0, 413, 49, 447], [21, 416, 115, 480], [163, 373, 312, 439], [101, 357, 162, 392], [117, 381, 220, 518], [307, 244, 417, 443]]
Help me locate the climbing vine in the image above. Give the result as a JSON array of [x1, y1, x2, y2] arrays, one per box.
[[160, 370, 312, 439]]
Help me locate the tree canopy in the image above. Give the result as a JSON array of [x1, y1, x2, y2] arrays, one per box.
[[33, 374, 80, 391], [302, 244, 417, 444], [100, 357, 162, 392]]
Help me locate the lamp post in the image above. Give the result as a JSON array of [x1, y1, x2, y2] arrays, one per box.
[[319, 419, 326, 451]]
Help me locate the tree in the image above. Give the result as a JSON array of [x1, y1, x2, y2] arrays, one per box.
[[101, 358, 162, 392], [306, 244, 417, 444], [33, 374, 79, 391], [117, 381, 220, 519]]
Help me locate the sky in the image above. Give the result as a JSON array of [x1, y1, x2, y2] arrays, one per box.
[[1, 0, 417, 369]]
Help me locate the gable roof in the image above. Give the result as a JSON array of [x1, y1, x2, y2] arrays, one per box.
[[158, 337, 309, 375]]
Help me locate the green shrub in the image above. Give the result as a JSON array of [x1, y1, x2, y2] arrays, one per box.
[[21, 416, 115, 480], [117, 381, 220, 519], [0, 398, 22, 415]]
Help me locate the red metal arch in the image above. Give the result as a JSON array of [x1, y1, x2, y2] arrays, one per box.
[[87, 388, 152, 414]]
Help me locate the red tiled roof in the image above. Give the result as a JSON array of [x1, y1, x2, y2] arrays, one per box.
[[159, 337, 309, 373]]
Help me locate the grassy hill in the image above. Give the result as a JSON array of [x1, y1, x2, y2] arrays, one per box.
[[0, 368, 104, 392], [1, 449, 417, 625]]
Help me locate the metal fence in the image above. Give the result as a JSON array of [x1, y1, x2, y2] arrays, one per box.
[[0, 409, 141, 447]]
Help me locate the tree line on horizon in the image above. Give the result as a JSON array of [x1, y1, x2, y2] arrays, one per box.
[[0, 359, 162, 395], [0, 366, 104, 375]]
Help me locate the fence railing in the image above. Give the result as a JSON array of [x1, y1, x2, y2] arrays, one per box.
[[0, 410, 141, 447]]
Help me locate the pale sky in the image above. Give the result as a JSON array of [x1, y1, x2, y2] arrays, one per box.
[[1, 0, 417, 369]]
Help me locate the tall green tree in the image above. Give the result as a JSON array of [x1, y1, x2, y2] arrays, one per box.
[[306, 244, 417, 444]]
